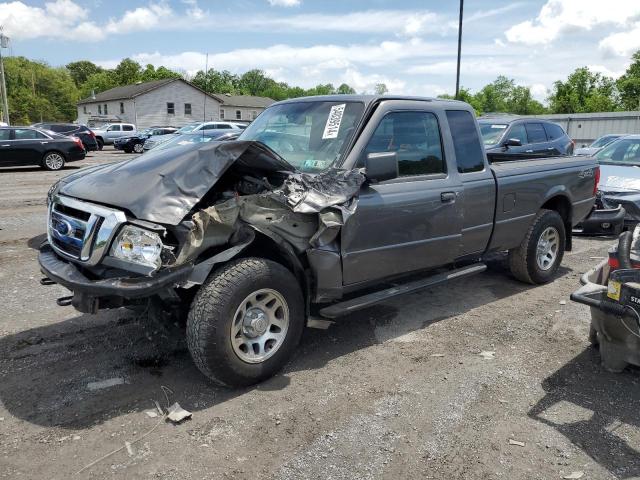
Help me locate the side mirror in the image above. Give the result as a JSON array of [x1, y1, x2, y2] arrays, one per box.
[[503, 138, 522, 147], [365, 151, 398, 182]]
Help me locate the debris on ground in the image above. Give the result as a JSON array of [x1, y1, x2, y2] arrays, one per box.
[[479, 351, 496, 360], [562, 472, 584, 479], [86, 377, 125, 391], [145, 410, 159, 418], [125, 441, 134, 457], [430, 353, 445, 357], [166, 403, 192, 424], [508, 439, 525, 447], [559, 300, 567, 305]]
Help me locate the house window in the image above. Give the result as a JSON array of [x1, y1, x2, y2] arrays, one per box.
[[120, 102, 124, 114], [220, 109, 225, 119], [251, 110, 257, 120], [98, 105, 102, 115], [167, 102, 175, 115], [104, 104, 108, 115], [83, 106, 87, 114], [235, 110, 242, 120], [184, 103, 192, 115]]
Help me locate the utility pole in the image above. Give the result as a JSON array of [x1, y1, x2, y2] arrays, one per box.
[[0, 30, 9, 125], [455, 0, 464, 100]]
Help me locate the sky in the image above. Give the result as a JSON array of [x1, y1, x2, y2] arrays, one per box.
[[1, 0, 639, 103]]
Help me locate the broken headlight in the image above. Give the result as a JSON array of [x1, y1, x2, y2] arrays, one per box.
[[110, 225, 163, 271]]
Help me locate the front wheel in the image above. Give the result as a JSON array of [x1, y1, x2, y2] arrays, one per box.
[[133, 142, 144, 153], [186, 258, 305, 387], [508, 209, 566, 284], [96, 138, 104, 150], [41, 152, 65, 171]]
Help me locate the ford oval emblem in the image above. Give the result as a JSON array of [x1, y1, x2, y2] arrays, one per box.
[[56, 220, 73, 236]]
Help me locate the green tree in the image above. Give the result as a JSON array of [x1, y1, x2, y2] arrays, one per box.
[[618, 50, 640, 110], [192, 68, 240, 94], [65, 60, 103, 88], [548, 67, 619, 113], [140, 64, 181, 82], [113, 58, 142, 85], [238, 69, 275, 96], [336, 83, 356, 94], [4, 56, 78, 123], [79, 70, 117, 99], [374, 83, 388, 95]]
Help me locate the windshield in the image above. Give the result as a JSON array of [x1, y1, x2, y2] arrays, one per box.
[[479, 123, 508, 146], [238, 101, 365, 173], [177, 123, 200, 134], [596, 138, 640, 165], [591, 135, 620, 148], [153, 133, 217, 151]]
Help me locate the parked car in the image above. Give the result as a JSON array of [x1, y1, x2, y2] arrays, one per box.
[[0, 126, 85, 170], [92, 123, 136, 149], [39, 95, 597, 387], [577, 135, 640, 235], [32, 122, 98, 152], [574, 134, 624, 156], [143, 121, 243, 151], [114, 127, 178, 153], [479, 116, 574, 156], [146, 129, 241, 152]]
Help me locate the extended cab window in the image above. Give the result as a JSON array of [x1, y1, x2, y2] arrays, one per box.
[[525, 123, 547, 143], [446, 110, 485, 173], [365, 111, 445, 176], [123, 125, 134, 131]]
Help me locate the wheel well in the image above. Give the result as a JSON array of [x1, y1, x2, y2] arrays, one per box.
[[95, 136, 104, 142], [239, 231, 311, 312], [541, 195, 572, 250]]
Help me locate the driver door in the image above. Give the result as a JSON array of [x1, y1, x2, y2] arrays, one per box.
[[341, 108, 463, 286]]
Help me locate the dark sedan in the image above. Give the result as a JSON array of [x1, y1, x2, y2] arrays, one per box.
[[0, 127, 85, 170], [114, 127, 177, 153], [32, 122, 98, 151]]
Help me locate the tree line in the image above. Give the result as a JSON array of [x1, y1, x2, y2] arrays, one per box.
[[2, 50, 640, 124]]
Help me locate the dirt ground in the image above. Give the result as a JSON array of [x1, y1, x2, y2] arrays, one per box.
[[0, 148, 639, 480]]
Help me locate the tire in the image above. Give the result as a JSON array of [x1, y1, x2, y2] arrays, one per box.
[[187, 258, 305, 387], [133, 143, 144, 153], [508, 209, 566, 284], [96, 138, 104, 150], [41, 151, 66, 171]]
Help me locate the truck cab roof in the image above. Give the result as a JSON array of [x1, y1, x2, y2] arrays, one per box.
[[272, 94, 469, 109]]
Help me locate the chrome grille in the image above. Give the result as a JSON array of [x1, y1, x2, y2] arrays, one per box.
[[47, 195, 127, 265]]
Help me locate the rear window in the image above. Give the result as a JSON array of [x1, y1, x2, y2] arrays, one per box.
[[525, 123, 547, 143], [123, 125, 134, 131], [446, 110, 485, 173], [543, 122, 565, 140]]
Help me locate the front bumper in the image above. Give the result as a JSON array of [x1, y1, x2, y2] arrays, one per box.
[[574, 205, 626, 236], [38, 242, 192, 312]]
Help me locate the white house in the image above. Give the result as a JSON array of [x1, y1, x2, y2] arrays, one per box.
[[77, 79, 274, 129]]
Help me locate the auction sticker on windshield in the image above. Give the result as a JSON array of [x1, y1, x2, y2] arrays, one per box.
[[322, 104, 346, 139]]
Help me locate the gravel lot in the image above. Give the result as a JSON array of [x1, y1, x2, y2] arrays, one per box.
[[0, 148, 639, 479]]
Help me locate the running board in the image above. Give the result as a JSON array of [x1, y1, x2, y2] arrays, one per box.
[[318, 263, 487, 319]]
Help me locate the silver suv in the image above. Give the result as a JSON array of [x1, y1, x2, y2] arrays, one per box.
[[93, 123, 136, 149]]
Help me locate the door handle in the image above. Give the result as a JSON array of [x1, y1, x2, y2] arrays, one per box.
[[1, 144, 9, 147], [40, 141, 49, 144], [525, 149, 533, 153], [441, 192, 456, 203]]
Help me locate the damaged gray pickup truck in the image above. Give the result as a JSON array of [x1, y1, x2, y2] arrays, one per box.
[[39, 95, 598, 387]]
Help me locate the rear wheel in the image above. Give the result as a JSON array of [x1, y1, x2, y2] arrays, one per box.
[[187, 258, 305, 387], [41, 151, 65, 171], [509, 209, 566, 284]]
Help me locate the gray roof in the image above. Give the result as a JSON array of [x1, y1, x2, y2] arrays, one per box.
[[214, 94, 275, 108], [77, 78, 180, 105]]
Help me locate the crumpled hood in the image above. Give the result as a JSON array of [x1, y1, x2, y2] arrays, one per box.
[[599, 164, 640, 193], [58, 140, 294, 225]]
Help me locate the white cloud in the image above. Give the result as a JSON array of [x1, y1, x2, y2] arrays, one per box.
[[599, 22, 640, 57], [505, 0, 640, 45], [0, 0, 88, 40], [530, 83, 548, 102], [268, 0, 300, 6], [105, 3, 173, 35]]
